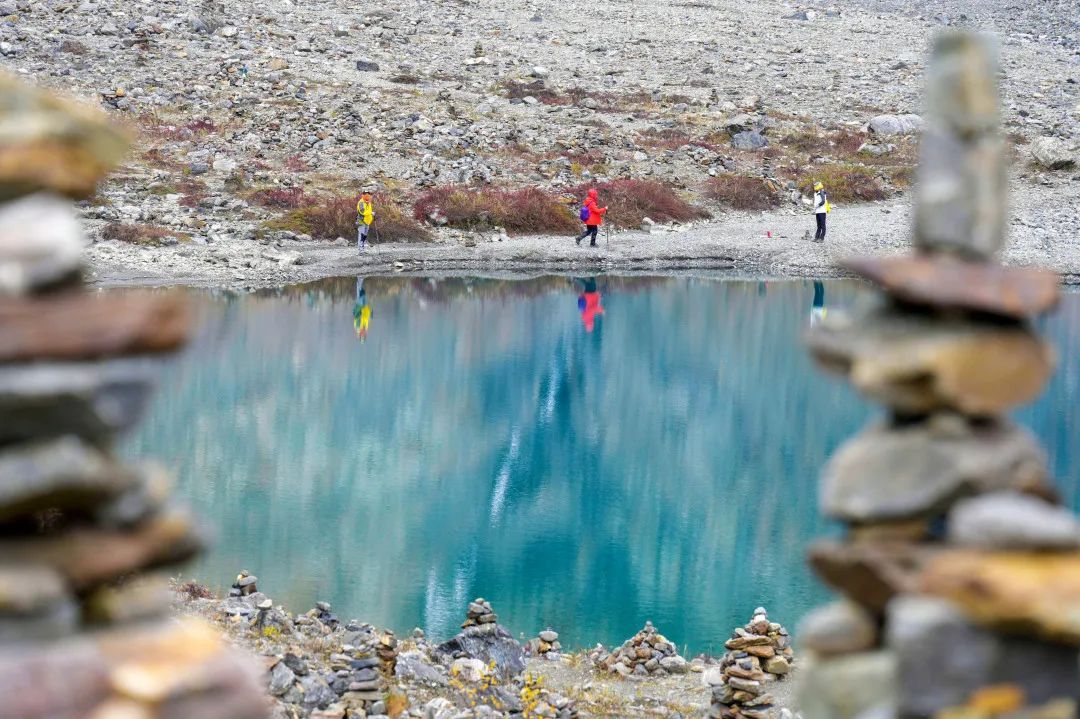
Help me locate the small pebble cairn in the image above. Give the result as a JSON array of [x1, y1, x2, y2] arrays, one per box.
[[798, 32, 1080, 719], [595, 621, 689, 677], [707, 608, 794, 719], [377, 628, 399, 674], [463, 597, 499, 628], [0, 75, 264, 717], [529, 628, 563, 658], [232, 569, 259, 596]]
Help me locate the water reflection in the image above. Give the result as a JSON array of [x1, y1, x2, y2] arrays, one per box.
[[353, 277, 371, 342], [810, 281, 826, 327], [575, 277, 605, 333], [124, 277, 1080, 654]]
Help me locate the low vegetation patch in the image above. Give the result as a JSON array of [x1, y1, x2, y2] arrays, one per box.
[[567, 179, 710, 228], [413, 186, 579, 234], [248, 186, 308, 209], [704, 174, 781, 211], [265, 193, 431, 242], [101, 222, 186, 246], [780, 128, 868, 157], [797, 164, 887, 203]]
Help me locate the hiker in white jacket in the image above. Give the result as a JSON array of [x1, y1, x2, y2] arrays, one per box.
[[813, 182, 828, 242]]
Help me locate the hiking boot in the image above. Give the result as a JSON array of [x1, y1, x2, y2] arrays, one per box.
[[575, 237, 582, 246], [590, 242, 598, 247]]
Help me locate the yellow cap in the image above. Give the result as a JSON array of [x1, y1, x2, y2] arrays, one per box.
[[814, 182, 824, 190]]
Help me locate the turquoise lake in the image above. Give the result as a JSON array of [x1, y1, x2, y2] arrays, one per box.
[[124, 276, 1080, 655]]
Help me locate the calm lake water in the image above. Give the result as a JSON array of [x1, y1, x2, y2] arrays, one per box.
[[124, 276, 1080, 655]]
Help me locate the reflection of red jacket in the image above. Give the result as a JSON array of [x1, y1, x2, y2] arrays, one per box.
[[584, 189, 607, 226], [580, 291, 604, 332]]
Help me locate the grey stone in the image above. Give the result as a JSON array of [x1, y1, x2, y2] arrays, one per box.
[[539, 630, 559, 643], [886, 596, 998, 716], [886, 595, 1080, 714], [948, 492, 1080, 549], [0, 359, 159, 445], [435, 623, 525, 677], [297, 674, 335, 707], [798, 651, 898, 719], [0, 193, 84, 295], [267, 660, 296, 697], [355, 59, 380, 72], [914, 32, 1006, 259], [821, 416, 1048, 523], [394, 651, 449, 685], [1030, 136, 1076, 170], [0, 356, 158, 444], [0, 437, 135, 521], [867, 114, 924, 136], [731, 131, 768, 150], [797, 601, 878, 657]]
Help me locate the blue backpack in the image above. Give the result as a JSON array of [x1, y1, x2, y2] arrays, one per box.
[[579, 205, 590, 222]]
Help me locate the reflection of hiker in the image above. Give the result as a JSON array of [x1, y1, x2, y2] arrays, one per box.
[[810, 280, 826, 327], [812, 182, 830, 242], [576, 277, 604, 332], [353, 277, 371, 341], [356, 192, 375, 251], [574, 189, 608, 247]]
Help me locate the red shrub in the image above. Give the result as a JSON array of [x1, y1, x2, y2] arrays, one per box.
[[412, 186, 578, 234], [249, 186, 308, 209], [704, 174, 781, 211], [566, 179, 710, 228], [284, 154, 310, 172]]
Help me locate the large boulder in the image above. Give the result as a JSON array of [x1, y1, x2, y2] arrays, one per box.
[[867, 114, 923, 135], [731, 131, 768, 150], [433, 623, 525, 679], [1030, 136, 1076, 170]]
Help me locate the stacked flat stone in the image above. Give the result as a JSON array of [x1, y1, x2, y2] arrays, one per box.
[[798, 32, 1080, 719], [377, 628, 399, 674], [434, 599, 527, 679], [0, 73, 265, 717], [462, 597, 498, 628], [530, 628, 562, 658], [232, 569, 259, 596], [707, 608, 794, 719], [595, 621, 689, 677]]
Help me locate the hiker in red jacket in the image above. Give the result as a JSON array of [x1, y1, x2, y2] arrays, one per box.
[[575, 189, 608, 247]]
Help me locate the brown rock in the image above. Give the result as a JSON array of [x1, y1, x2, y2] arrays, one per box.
[[743, 644, 776, 659], [0, 291, 190, 364], [919, 550, 1080, 645], [807, 307, 1054, 416], [822, 416, 1048, 523], [725, 635, 773, 650], [809, 540, 937, 612], [842, 255, 1059, 319], [82, 573, 170, 626], [0, 506, 203, 591], [0, 72, 129, 201]]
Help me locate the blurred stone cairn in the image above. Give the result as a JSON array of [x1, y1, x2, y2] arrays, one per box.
[[0, 74, 266, 717], [799, 32, 1079, 719], [707, 607, 795, 719]]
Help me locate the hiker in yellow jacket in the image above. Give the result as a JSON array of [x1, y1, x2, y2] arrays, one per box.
[[356, 192, 375, 251]]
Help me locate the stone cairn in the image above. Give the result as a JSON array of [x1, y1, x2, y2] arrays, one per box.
[[798, 32, 1080, 719], [434, 598, 527, 679], [527, 628, 563, 658], [707, 608, 794, 719], [594, 621, 689, 677], [0, 74, 265, 717], [463, 597, 499, 628]]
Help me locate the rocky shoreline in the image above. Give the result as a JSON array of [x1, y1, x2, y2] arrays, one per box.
[[173, 573, 802, 719], [85, 179, 1080, 291]]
